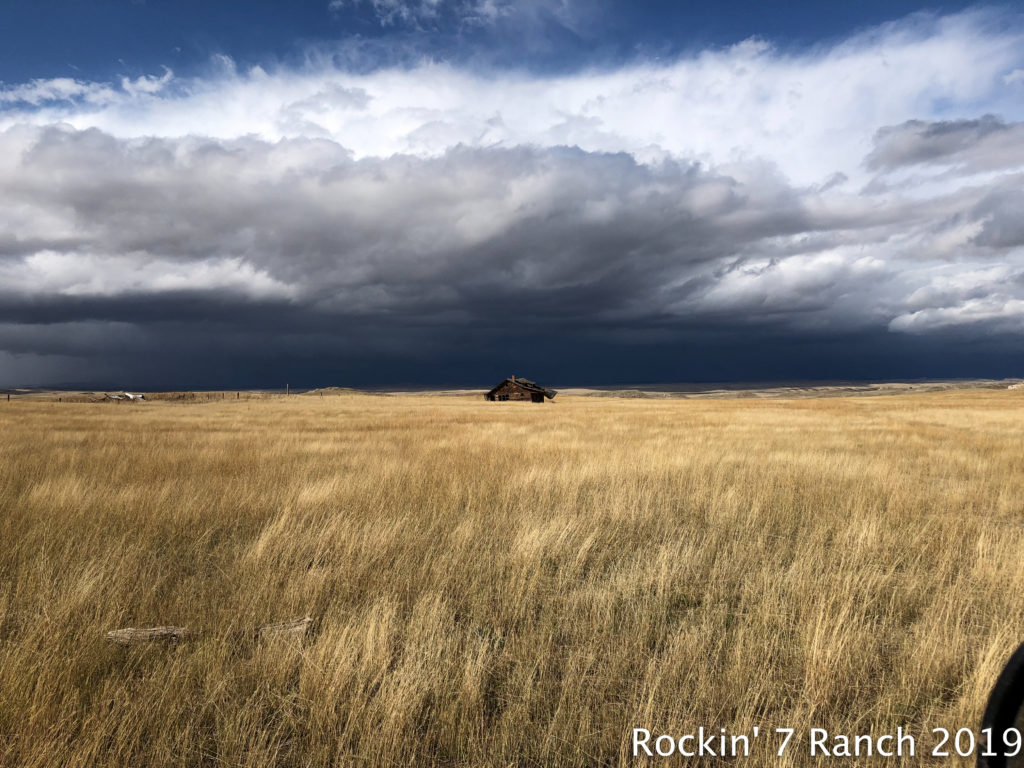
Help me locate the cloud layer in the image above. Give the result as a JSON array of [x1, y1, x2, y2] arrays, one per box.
[[1, 8, 1024, 386]]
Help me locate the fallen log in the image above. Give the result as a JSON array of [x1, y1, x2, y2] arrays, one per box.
[[106, 616, 313, 647], [106, 626, 193, 646], [257, 616, 312, 642]]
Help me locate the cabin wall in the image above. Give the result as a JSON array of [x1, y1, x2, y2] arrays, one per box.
[[490, 382, 534, 401]]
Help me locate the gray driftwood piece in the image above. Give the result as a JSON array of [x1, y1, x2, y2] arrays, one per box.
[[257, 616, 312, 642], [106, 626, 193, 646], [106, 616, 312, 647]]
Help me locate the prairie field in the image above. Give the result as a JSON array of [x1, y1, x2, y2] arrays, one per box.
[[1, 391, 1023, 767]]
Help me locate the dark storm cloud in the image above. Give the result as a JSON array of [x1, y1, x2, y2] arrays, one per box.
[[1, 126, 825, 326], [1, 118, 1024, 387]]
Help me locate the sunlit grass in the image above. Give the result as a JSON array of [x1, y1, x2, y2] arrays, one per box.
[[1, 391, 1022, 766]]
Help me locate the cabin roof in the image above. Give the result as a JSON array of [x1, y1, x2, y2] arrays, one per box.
[[486, 377, 557, 399]]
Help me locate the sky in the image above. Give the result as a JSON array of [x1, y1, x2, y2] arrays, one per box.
[[1, 1, 1024, 389]]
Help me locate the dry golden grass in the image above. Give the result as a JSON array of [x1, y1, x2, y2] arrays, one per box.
[[1, 391, 1022, 767]]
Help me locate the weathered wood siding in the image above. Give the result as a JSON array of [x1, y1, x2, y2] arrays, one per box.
[[490, 382, 534, 401]]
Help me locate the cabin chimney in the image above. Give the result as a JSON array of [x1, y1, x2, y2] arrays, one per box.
[[511, 375, 515, 382]]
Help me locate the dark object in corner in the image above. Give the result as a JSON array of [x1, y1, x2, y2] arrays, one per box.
[[979, 641, 1024, 767]]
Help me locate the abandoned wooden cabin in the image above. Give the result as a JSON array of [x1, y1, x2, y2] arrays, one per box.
[[485, 376, 556, 403]]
